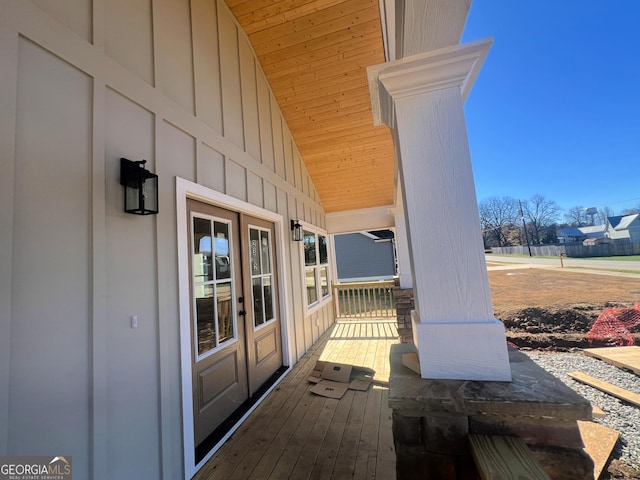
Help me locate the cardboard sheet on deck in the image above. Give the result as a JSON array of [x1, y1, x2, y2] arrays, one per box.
[[308, 361, 372, 396], [307, 361, 352, 383], [310, 380, 350, 399], [308, 360, 331, 382], [308, 376, 371, 392], [348, 378, 372, 391], [321, 362, 352, 383]]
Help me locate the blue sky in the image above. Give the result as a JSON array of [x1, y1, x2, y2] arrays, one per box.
[[462, 2, 640, 216]]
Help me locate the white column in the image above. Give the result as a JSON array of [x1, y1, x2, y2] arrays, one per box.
[[368, 39, 511, 381], [389, 182, 413, 289]]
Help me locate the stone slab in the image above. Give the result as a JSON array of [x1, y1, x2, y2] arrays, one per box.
[[390, 343, 592, 420]]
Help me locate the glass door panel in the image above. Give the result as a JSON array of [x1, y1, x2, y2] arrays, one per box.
[[217, 282, 233, 343], [192, 214, 237, 359], [249, 227, 275, 328]]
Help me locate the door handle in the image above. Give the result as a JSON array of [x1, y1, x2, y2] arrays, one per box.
[[239, 310, 247, 317]]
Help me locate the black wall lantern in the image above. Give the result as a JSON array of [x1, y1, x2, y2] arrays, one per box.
[[120, 158, 158, 215], [290, 219, 303, 241]]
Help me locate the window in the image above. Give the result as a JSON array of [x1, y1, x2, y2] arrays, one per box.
[[249, 227, 275, 328], [191, 215, 236, 359], [303, 229, 330, 307], [319, 235, 329, 297]]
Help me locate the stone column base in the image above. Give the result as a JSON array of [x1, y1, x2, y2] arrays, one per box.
[[390, 344, 595, 480], [393, 286, 414, 343]]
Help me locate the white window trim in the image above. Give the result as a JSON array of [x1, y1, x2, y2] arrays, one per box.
[[298, 221, 332, 313]]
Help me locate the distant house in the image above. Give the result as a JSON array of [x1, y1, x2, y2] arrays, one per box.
[[334, 231, 396, 282], [606, 214, 640, 243], [557, 224, 606, 244]]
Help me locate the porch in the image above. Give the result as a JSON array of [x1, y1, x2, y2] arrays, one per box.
[[193, 319, 399, 480]]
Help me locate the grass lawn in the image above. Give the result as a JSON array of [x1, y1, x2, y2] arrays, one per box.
[[489, 253, 640, 262], [587, 255, 640, 261]]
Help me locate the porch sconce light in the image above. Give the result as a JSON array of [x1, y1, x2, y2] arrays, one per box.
[[120, 158, 158, 215], [290, 220, 303, 242]]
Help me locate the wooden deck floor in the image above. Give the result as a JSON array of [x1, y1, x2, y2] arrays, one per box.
[[194, 320, 399, 480]]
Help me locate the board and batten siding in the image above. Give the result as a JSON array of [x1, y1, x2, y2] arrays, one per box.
[[0, 1, 333, 478]]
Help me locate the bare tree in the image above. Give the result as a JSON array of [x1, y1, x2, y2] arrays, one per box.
[[521, 194, 561, 245], [564, 206, 588, 227], [478, 196, 519, 247], [598, 206, 614, 224], [598, 206, 615, 225], [623, 205, 640, 215]]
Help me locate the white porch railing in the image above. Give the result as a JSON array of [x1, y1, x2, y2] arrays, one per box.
[[332, 280, 396, 319]]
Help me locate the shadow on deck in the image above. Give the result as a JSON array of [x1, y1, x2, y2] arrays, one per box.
[[194, 319, 399, 480]]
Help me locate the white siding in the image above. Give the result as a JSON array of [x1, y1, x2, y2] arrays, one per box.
[[11, 37, 91, 472], [0, 30, 18, 454], [0, 0, 331, 477], [226, 158, 247, 202], [105, 89, 161, 478], [192, 0, 223, 133], [272, 97, 287, 178], [154, 0, 196, 113], [264, 181, 278, 213], [239, 37, 261, 161], [31, 0, 92, 42], [258, 72, 275, 171], [197, 142, 226, 192], [218, 4, 244, 150], [247, 170, 264, 208]]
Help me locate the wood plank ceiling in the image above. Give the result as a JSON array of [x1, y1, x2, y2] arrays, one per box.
[[226, 0, 396, 213]]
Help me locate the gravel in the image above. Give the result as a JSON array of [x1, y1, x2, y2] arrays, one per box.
[[525, 351, 640, 472]]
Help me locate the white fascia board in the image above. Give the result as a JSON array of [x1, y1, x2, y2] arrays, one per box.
[[326, 206, 395, 234]]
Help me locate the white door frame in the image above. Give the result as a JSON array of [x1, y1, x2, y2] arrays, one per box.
[[176, 177, 293, 478]]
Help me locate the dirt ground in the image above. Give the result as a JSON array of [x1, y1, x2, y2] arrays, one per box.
[[488, 265, 640, 350], [488, 264, 640, 478]]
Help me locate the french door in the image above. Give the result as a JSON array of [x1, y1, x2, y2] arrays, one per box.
[[187, 199, 283, 453], [240, 215, 283, 395]]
